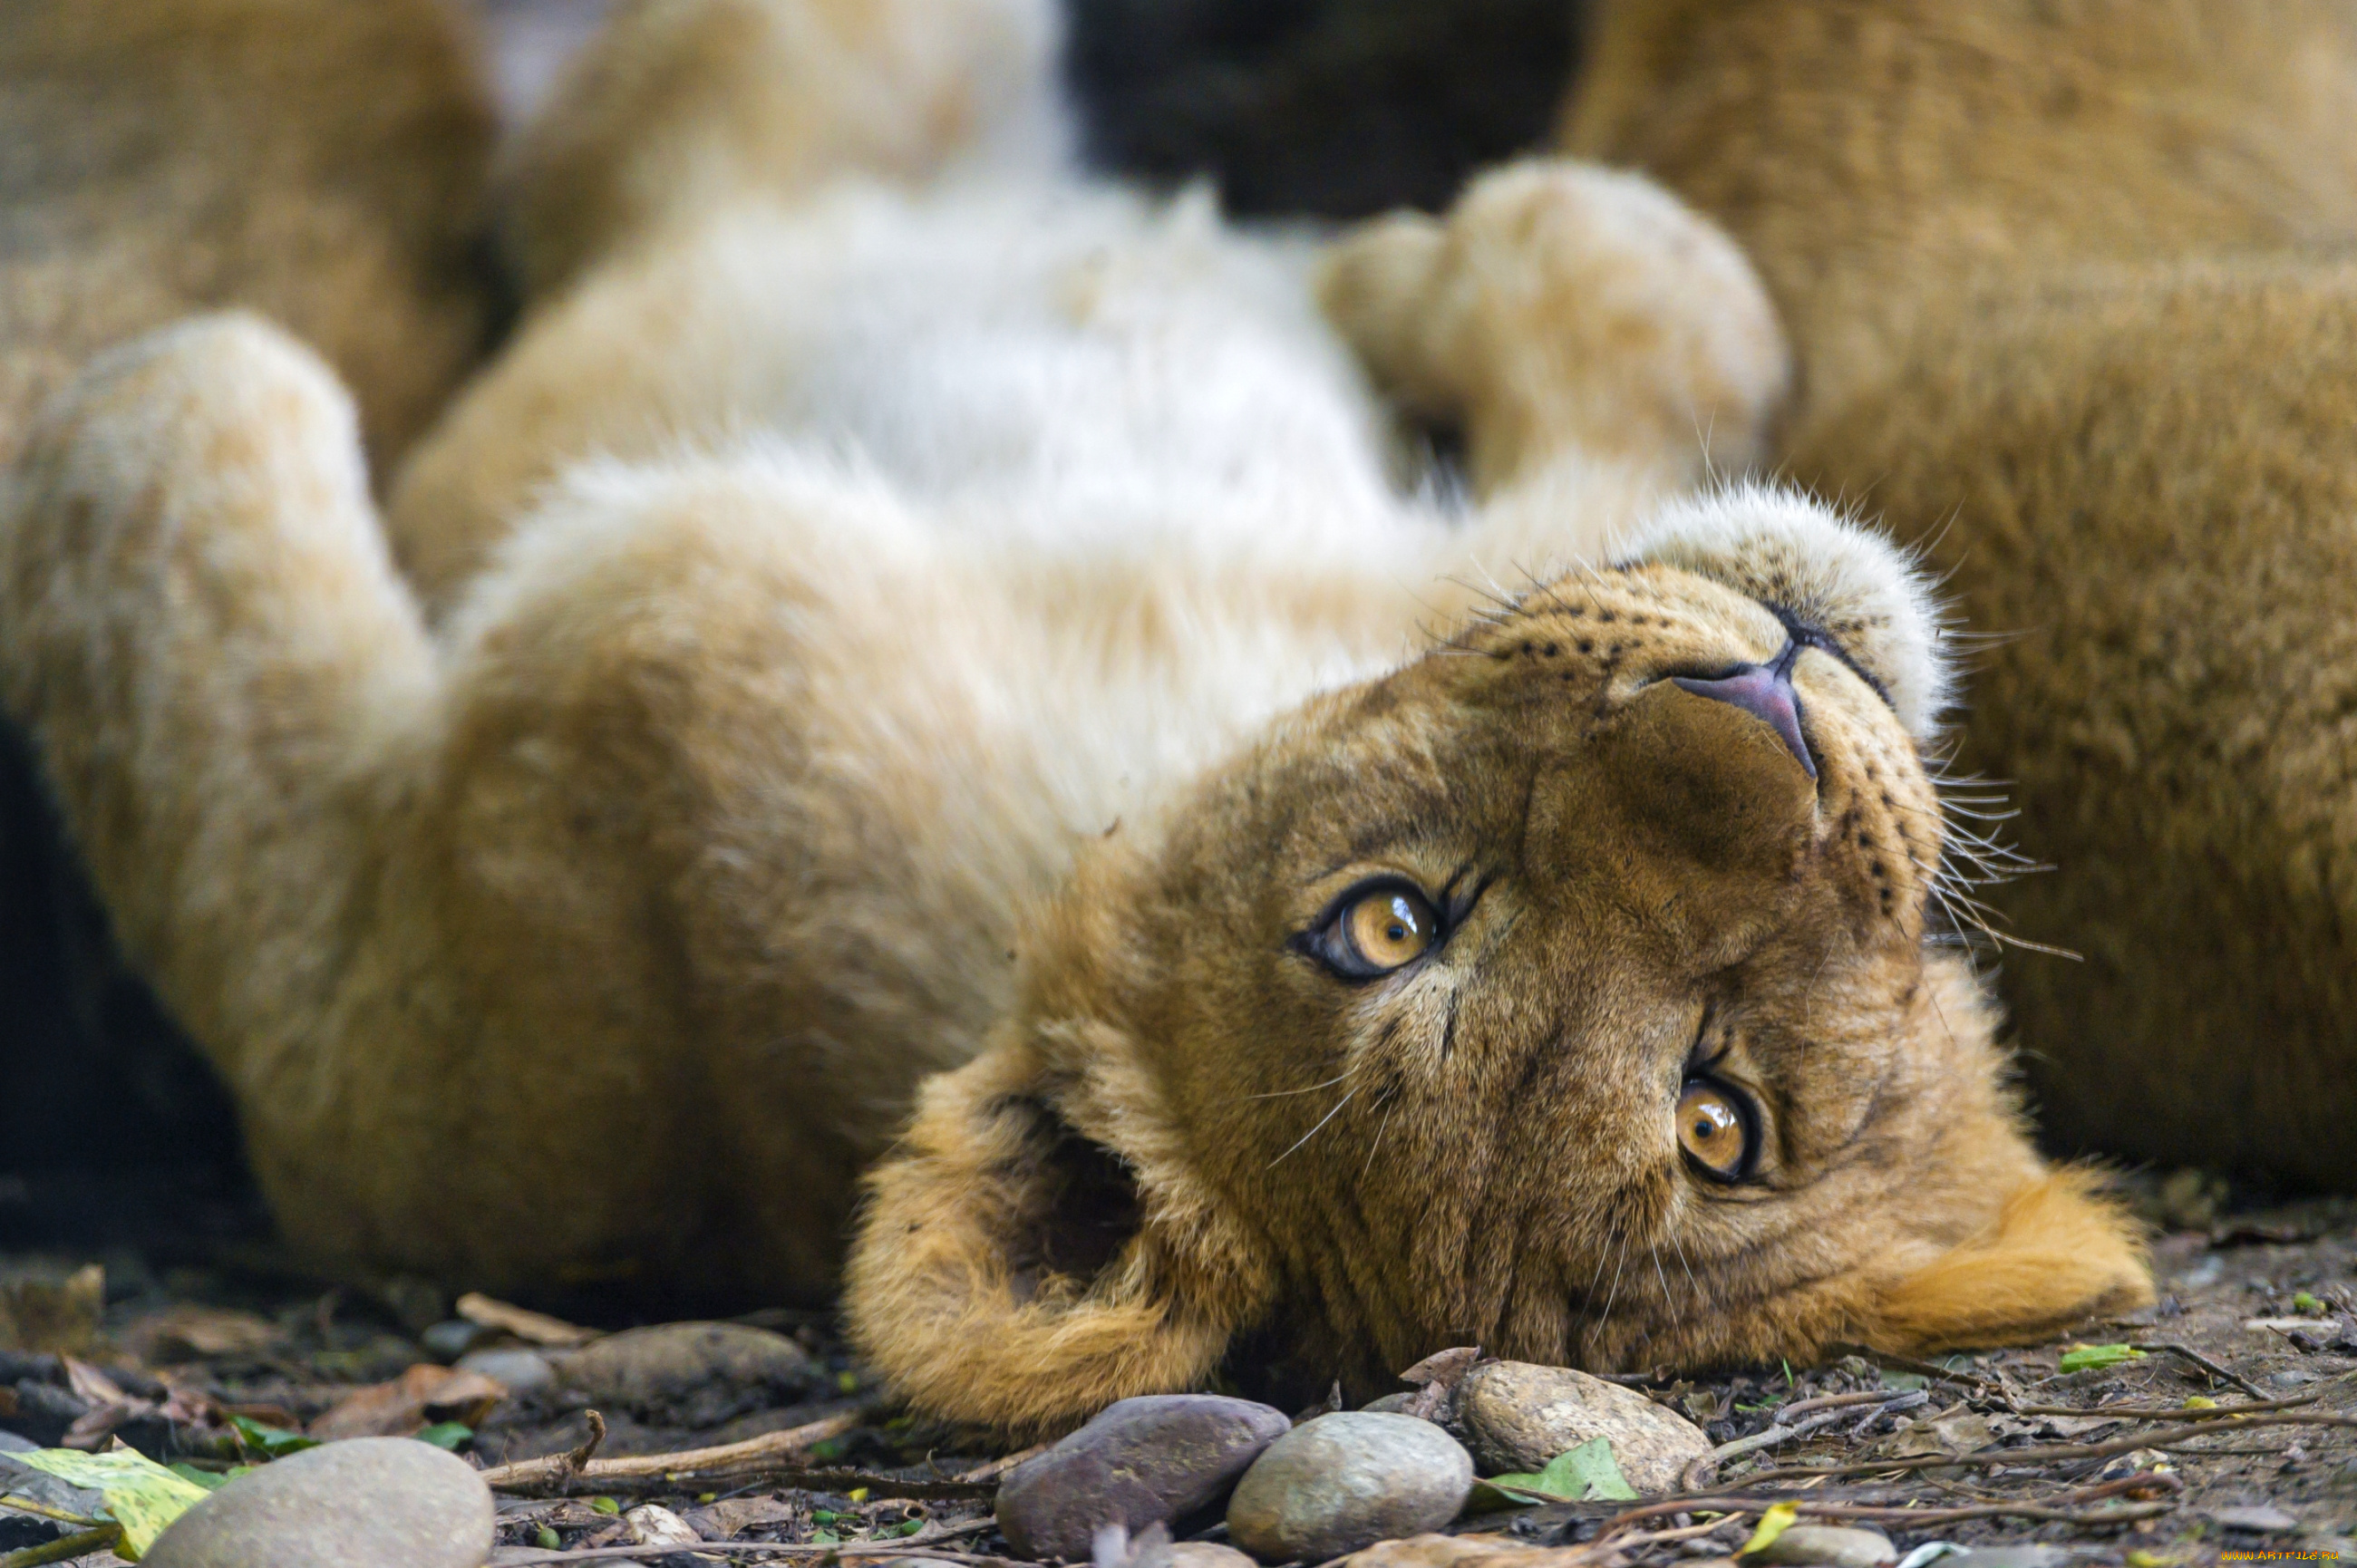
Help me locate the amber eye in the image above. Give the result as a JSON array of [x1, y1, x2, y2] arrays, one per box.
[[1676, 1080, 1754, 1181], [1345, 889, 1435, 970], [1301, 882, 1443, 979]]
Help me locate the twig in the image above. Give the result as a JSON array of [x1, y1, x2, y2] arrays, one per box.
[[489, 1518, 995, 1563], [955, 1444, 1047, 1484], [480, 1408, 874, 1493], [1730, 1411, 2357, 1486], [1682, 1402, 1883, 1489], [1776, 1390, 1904, 1421], [1605, 1473, 2181, 1539], [0, 1524, 125, 1567], [2003, 1393, 2320, 1419], [2139, 1342, 2271, 1401]]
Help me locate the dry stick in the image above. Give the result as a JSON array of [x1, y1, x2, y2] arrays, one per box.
[[1682, 1400, 1901, 1490], [1603, 1472, 2181, 1540], [1725, 1410, 2357, 1486], [2002, 1392, 2322, 1419], [2139, 1342, 2271, 1402], [480, 1408, 875, 1494], [955, 1443, 1048, 1484], [1775, 1389, 1906, 1421], [488, 1517, 997, 1564], [0, 1524, 125, 1568]]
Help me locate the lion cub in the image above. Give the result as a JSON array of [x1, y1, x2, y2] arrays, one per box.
[[0, 0, 2146, 1433]]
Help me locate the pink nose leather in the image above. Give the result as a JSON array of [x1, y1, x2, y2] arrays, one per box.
[[1671, 654, 1816, 779]]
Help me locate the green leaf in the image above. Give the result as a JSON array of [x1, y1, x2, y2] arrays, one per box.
[[165, 1465, 232, 1493], [893, 1520, 926, 1537], [15, 1447, 214, 1560], [536, 1525, 562, 1551], [228, 1413, 319, 1458], [1740, 1502, 1799, 1557], [811, 1530, 841, 1545], [591, 1495, 620, 1515], [413, 1423, 473, 1452], [2294, 1292, 2329, 1316], [1488, 1437, 1639, 1503], [2057, 1342, 2146, 1375], [1878, 1370, 1928, 1391]]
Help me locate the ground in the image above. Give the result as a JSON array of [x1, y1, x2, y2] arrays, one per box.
[[5, 1176, 2355, 1565]]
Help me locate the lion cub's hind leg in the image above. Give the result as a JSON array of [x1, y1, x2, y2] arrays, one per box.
[[1319, 160, 1790, 497], [503, 0, 1069, 302]]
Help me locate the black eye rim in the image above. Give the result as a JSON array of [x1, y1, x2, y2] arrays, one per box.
[[1290, 875, 1448, 982], [1677, 1074, 1761, 1186]]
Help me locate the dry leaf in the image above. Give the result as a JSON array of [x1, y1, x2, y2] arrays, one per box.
[[454, 1292, 596, 1348], [1337, 1534, 1565, 1568], [121, 1306, 286, 1365], [307, 1363, 508, 1440]]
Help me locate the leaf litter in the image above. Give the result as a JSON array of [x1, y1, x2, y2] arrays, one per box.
[[6, 1174, 2357, 1564]]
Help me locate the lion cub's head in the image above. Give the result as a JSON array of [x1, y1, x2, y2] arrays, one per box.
[[847, 487, 2150, 1436]]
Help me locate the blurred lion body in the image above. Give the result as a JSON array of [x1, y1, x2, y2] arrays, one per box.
[[0, 0, 497, 470], [2, 0, 2146, 1434], [1564, 0, 2357, 1184]]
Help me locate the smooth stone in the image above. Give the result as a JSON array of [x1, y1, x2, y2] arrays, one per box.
[[2214, 1505, 2300, 1534], [1952, 1548, 2071, 1568], [1227, 1411, 1474, 1563], [1170, 1545, 1260, 1568], [1454, 1361, 1710, 1494], [141, 1437, 493, 1568], [1751, 1524, 1897, 1568], [421, 1321, 487, 1362], [1359, 1392, 1421, 1416], [558, 1322, 812, 1425], [456, 1347, 558, 1397], [997, 1394, 1292, 1561]]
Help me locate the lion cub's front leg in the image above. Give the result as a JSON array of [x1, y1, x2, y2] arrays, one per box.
[[1320, 160, 1790, 495]]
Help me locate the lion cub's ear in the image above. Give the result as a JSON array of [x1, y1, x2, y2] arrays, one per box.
[[844, 1032, 1273, 1438], [1864, 1169, 2154, 1354]]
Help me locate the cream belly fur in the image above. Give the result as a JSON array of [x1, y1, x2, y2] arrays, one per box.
[[1, 0, 2149, 1430]]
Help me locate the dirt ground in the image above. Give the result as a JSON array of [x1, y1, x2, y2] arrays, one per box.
[[5, 1173, 2357, 1565]]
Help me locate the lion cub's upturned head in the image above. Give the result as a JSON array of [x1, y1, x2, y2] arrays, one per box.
[[848, 488, 2150, 1437]]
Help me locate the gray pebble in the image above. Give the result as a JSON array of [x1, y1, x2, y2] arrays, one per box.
[[1454, 1361, 1710, 1494], [141, 1437, 492, 1568], [455, 1347, 558, 1397], [997, 1394, 1291, 1561], [1952, 1547, 2071, 1568], [1226, 1411, 1473, 1563], [1750, 1524, 1897, 1568]]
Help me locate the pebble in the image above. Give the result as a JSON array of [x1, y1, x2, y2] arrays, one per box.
[[1226, 1411, 1474, 1563], [1453, 1361, 1710, 1493], [2214, 1505, 2301, 1534], [141, 1437, 492, 1568], [1749, 1524, 1897, 1568], [996, 1395, 1292, 1561], [456, 1347, 558, 1397], [1951, 1547, 2070, 1568], [558, 1322, 813, 1426], [1170, 1544, 1261, 1568]]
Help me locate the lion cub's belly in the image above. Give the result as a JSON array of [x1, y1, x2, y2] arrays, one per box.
[[665, 179, 1407, 553]]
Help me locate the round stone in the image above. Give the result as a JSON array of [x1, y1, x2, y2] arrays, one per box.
[[141, 1437, 492, 1568], [1751, 1524, 1898, 1568], [1226, 1411, 1474, 1562], [1453, 1361, 1711, 1493], [996, 1394, 1292, 1561]]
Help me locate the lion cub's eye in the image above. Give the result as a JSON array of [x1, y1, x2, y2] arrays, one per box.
[[1302, 882, 1442, 980], [1676, 1080, 1756, 1181]]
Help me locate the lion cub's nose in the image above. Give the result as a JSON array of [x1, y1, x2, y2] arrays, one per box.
[[1671, 645, 1815, 779]]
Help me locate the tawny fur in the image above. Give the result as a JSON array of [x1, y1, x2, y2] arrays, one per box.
[[0, 0, 497, 472], [1563, 0, 2357, 1186], [1, 0, 2146, 1434]]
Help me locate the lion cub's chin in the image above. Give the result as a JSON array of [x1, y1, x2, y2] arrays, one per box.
[[846, 488, 2151, 1438]]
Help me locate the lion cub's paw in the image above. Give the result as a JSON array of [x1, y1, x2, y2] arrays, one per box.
[[1320, 160, 1790, 492]]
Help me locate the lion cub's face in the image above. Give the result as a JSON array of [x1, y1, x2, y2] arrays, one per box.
[[848, 489, 2149, 1437]]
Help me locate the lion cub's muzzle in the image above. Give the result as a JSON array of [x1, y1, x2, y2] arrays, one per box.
[[1672, 639, 1815, 779]]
